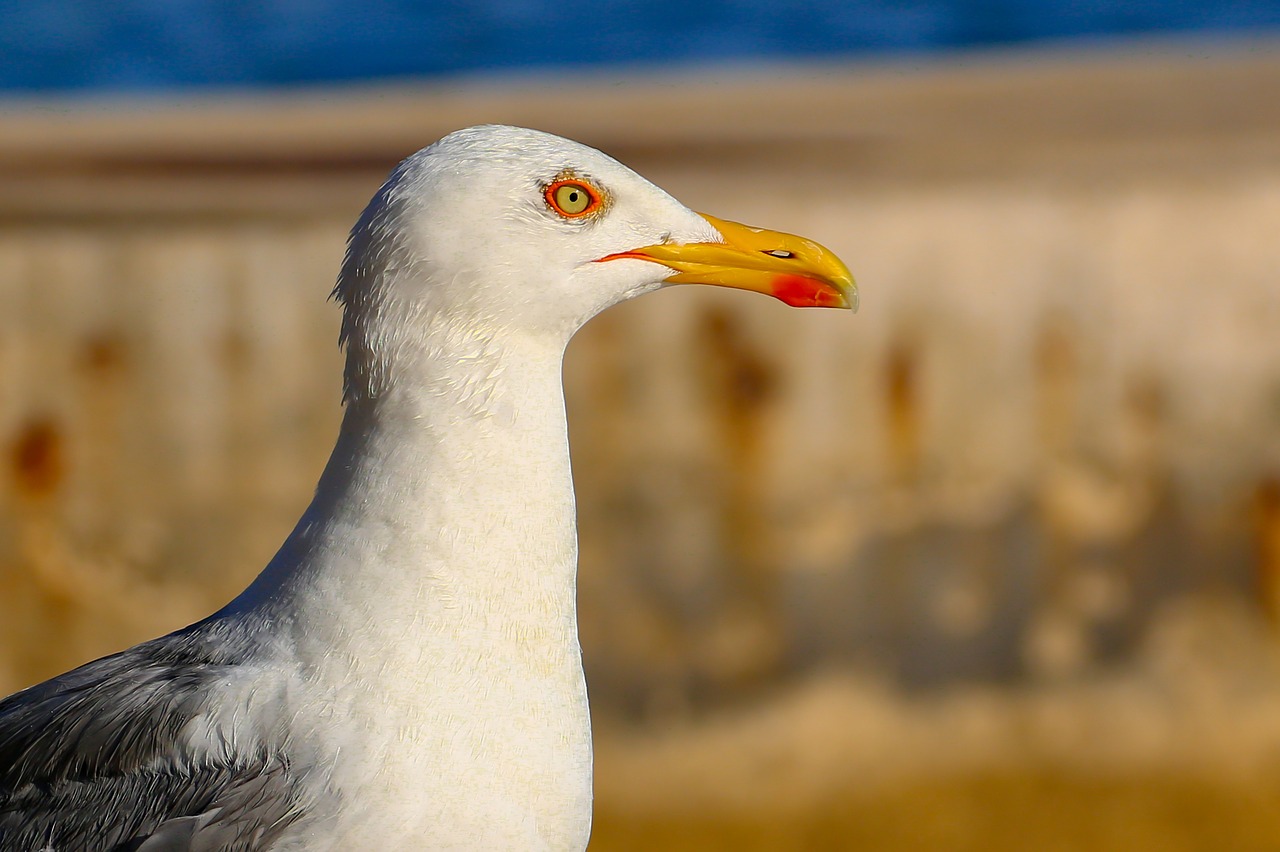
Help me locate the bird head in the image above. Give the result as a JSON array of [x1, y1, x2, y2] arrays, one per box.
[[336, 125, 855, 399]]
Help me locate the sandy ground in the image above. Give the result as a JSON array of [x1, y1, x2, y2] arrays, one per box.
[[591, 598, 1280, 849]]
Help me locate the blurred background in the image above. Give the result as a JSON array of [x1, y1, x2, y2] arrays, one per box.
[[3, 2, 1280, 849]]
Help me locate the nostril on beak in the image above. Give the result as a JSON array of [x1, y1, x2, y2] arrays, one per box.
[[764, 250, 794, 259]]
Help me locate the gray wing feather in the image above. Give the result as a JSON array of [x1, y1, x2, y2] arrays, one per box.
[[133, 760, 299, 852], [0, 620, 307, 851]]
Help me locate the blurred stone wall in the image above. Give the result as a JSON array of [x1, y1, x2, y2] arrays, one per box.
[[1, 46, 1279, 712]]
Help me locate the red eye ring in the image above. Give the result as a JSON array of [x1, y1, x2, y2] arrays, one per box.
[[545, 179, 602, 218]]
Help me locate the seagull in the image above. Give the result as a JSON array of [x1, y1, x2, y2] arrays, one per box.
[[0, 125, 855, 851]]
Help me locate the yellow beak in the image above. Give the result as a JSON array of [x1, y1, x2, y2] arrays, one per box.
[[598, 213, 857, 310]]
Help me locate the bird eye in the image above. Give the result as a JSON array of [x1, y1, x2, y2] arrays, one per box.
[[546, 180, 601, 218]]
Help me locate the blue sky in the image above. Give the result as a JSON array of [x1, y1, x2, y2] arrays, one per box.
[[2, 0, 1278, 93]]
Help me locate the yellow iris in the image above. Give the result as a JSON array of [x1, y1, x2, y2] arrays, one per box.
[[553, 183, 592, 215], [540, 177, 599, 218]]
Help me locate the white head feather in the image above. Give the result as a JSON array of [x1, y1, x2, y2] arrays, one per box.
[[334, 125, 720, 404]]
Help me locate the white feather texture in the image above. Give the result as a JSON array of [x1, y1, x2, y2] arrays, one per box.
[[221, 125, 721, 849]]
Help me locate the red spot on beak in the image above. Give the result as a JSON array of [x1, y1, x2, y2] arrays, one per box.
[[771, 274, 847, 308]]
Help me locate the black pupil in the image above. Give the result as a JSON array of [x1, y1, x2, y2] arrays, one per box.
[[568, 191, 579, 202]]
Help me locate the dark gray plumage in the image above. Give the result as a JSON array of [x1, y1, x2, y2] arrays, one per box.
[[0, 621, 308, 851]]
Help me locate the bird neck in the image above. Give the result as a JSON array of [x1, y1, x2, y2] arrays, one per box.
[[230, 317, 581, 674], [223, 316, 595, 845]]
